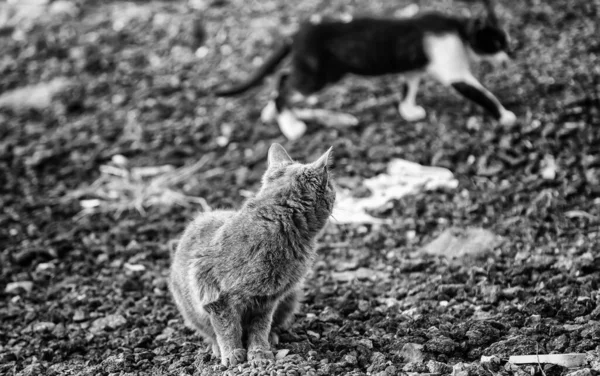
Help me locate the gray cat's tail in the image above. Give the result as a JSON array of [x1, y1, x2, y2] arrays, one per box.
[[214, 40, 292, 96]]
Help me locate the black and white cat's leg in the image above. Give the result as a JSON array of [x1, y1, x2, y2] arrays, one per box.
[[449, 74, 516, 126], [425, 35, 516, 126], [246, 301, 277, 366], [265, 73, 308, 141], [429, 65, 516, 126], [398, 75, 427, 121], [204, 294, 246, 367]]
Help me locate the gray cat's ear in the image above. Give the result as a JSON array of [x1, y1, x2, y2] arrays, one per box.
[[268, 143, 294, 167], [312, 146, 333, 170]]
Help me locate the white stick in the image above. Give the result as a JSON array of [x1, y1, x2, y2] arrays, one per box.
[[508, 354, 587, 368]]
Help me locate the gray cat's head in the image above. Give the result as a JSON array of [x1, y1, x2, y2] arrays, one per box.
[[257, 143, 336, 228]]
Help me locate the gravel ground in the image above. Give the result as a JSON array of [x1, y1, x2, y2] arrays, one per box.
[[1, 0, 599, 375]]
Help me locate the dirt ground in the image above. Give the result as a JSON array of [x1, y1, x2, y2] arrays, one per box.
[[1, 0, 599, 375]]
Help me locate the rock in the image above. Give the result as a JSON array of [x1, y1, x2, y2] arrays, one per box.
[[357, 339, 373, 349], [0, 78, 71, 111], [427, 360, 452, 374], [331, 267, 389, 282], [540, 154, 557, 180], [171, 45, 195, 64], [502, 286, 525, 299], [342, 354, 357, 365], [49, 1, 79, 17], [33, 322, 56, 333], [90, 314, 127, 333], [422, 227, 503, 259], [73, 310, 86, 322], [51, 323, 66, 338], [124, 263, 145, 272], [453, 362, 476, 376], [480, 284, 502, 304], [369, 352, 388, 373], [483, 335, 539, 358], [550, 334, 569, 351], [402, 362, 429, 372], [5, 281, 33, 294], [102, 354, 127, 373], [275, 349, 290, 360], [586, 350, 600, 372], [396, 343, 425, 363], [319, 306, 341, 322], [425, 336, 458, 354], [565, 369, 594, 376]]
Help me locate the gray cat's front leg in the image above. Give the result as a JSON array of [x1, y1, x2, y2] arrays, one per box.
[[204, 295, 246, 367], [246, 302, 277, 366]]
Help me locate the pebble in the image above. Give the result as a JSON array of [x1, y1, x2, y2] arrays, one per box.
[[396, 343, 425, 363], [33, 321, 56, 333], [90, 314, 127, 333], [5, 281, 33, 294]]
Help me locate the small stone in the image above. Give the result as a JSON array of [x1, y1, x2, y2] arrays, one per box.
[[331, 267, 389, 282], [358, 300, 370, 312], [124, 263, 146, 272], [425, 336, 458, 354], [171, 45, 195, 64], [102, 354, 127, 373], [90, 314, 127, 333], [73, 310, 86, 322], [502, 286, 524, 298], [342, 354, 357, 365], [422, 227, 503, 259], [427, 360, 452, 374], [276, 349, 290, 360], [396, 343, 425, 363], [33, 322, 56, 333], [453, 362, 474, 376], [35, 262, 55, 272], [51, 323, 66, 338], [318, 306, 341, 322], [565, 369, 594, 376], [5, 281, 33, 294], [49, 0, 80, 17], [306, 330, 320, 339]]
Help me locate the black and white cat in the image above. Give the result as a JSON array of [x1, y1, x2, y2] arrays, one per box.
[[216, 0, 517, 140]]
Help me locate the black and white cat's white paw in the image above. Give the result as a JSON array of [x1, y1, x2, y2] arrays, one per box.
[[399, 102, 427, 122], [277, 109, 307, 140], [498, 110, 517, 127], [261, 101, 278, 123]]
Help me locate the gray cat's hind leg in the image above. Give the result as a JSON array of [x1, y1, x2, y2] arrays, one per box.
[[269, 290, 300, 345], [169, 278, 220, 356], [204, 294, 246, 367]]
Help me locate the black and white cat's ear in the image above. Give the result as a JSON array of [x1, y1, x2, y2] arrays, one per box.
[[268, 143, 294, 167], [312, 146, 333, 170]]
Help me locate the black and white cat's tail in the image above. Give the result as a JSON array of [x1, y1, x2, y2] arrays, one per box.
[[214, 41, 292, 96]]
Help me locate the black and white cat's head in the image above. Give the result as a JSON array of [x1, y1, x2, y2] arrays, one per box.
[[466, 2, 512, 66]]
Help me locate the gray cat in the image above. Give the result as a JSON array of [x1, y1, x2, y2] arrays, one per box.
[[169, 143, 336, 367]]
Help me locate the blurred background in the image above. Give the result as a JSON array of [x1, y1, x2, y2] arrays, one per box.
[[0, 0, 599, 375]]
